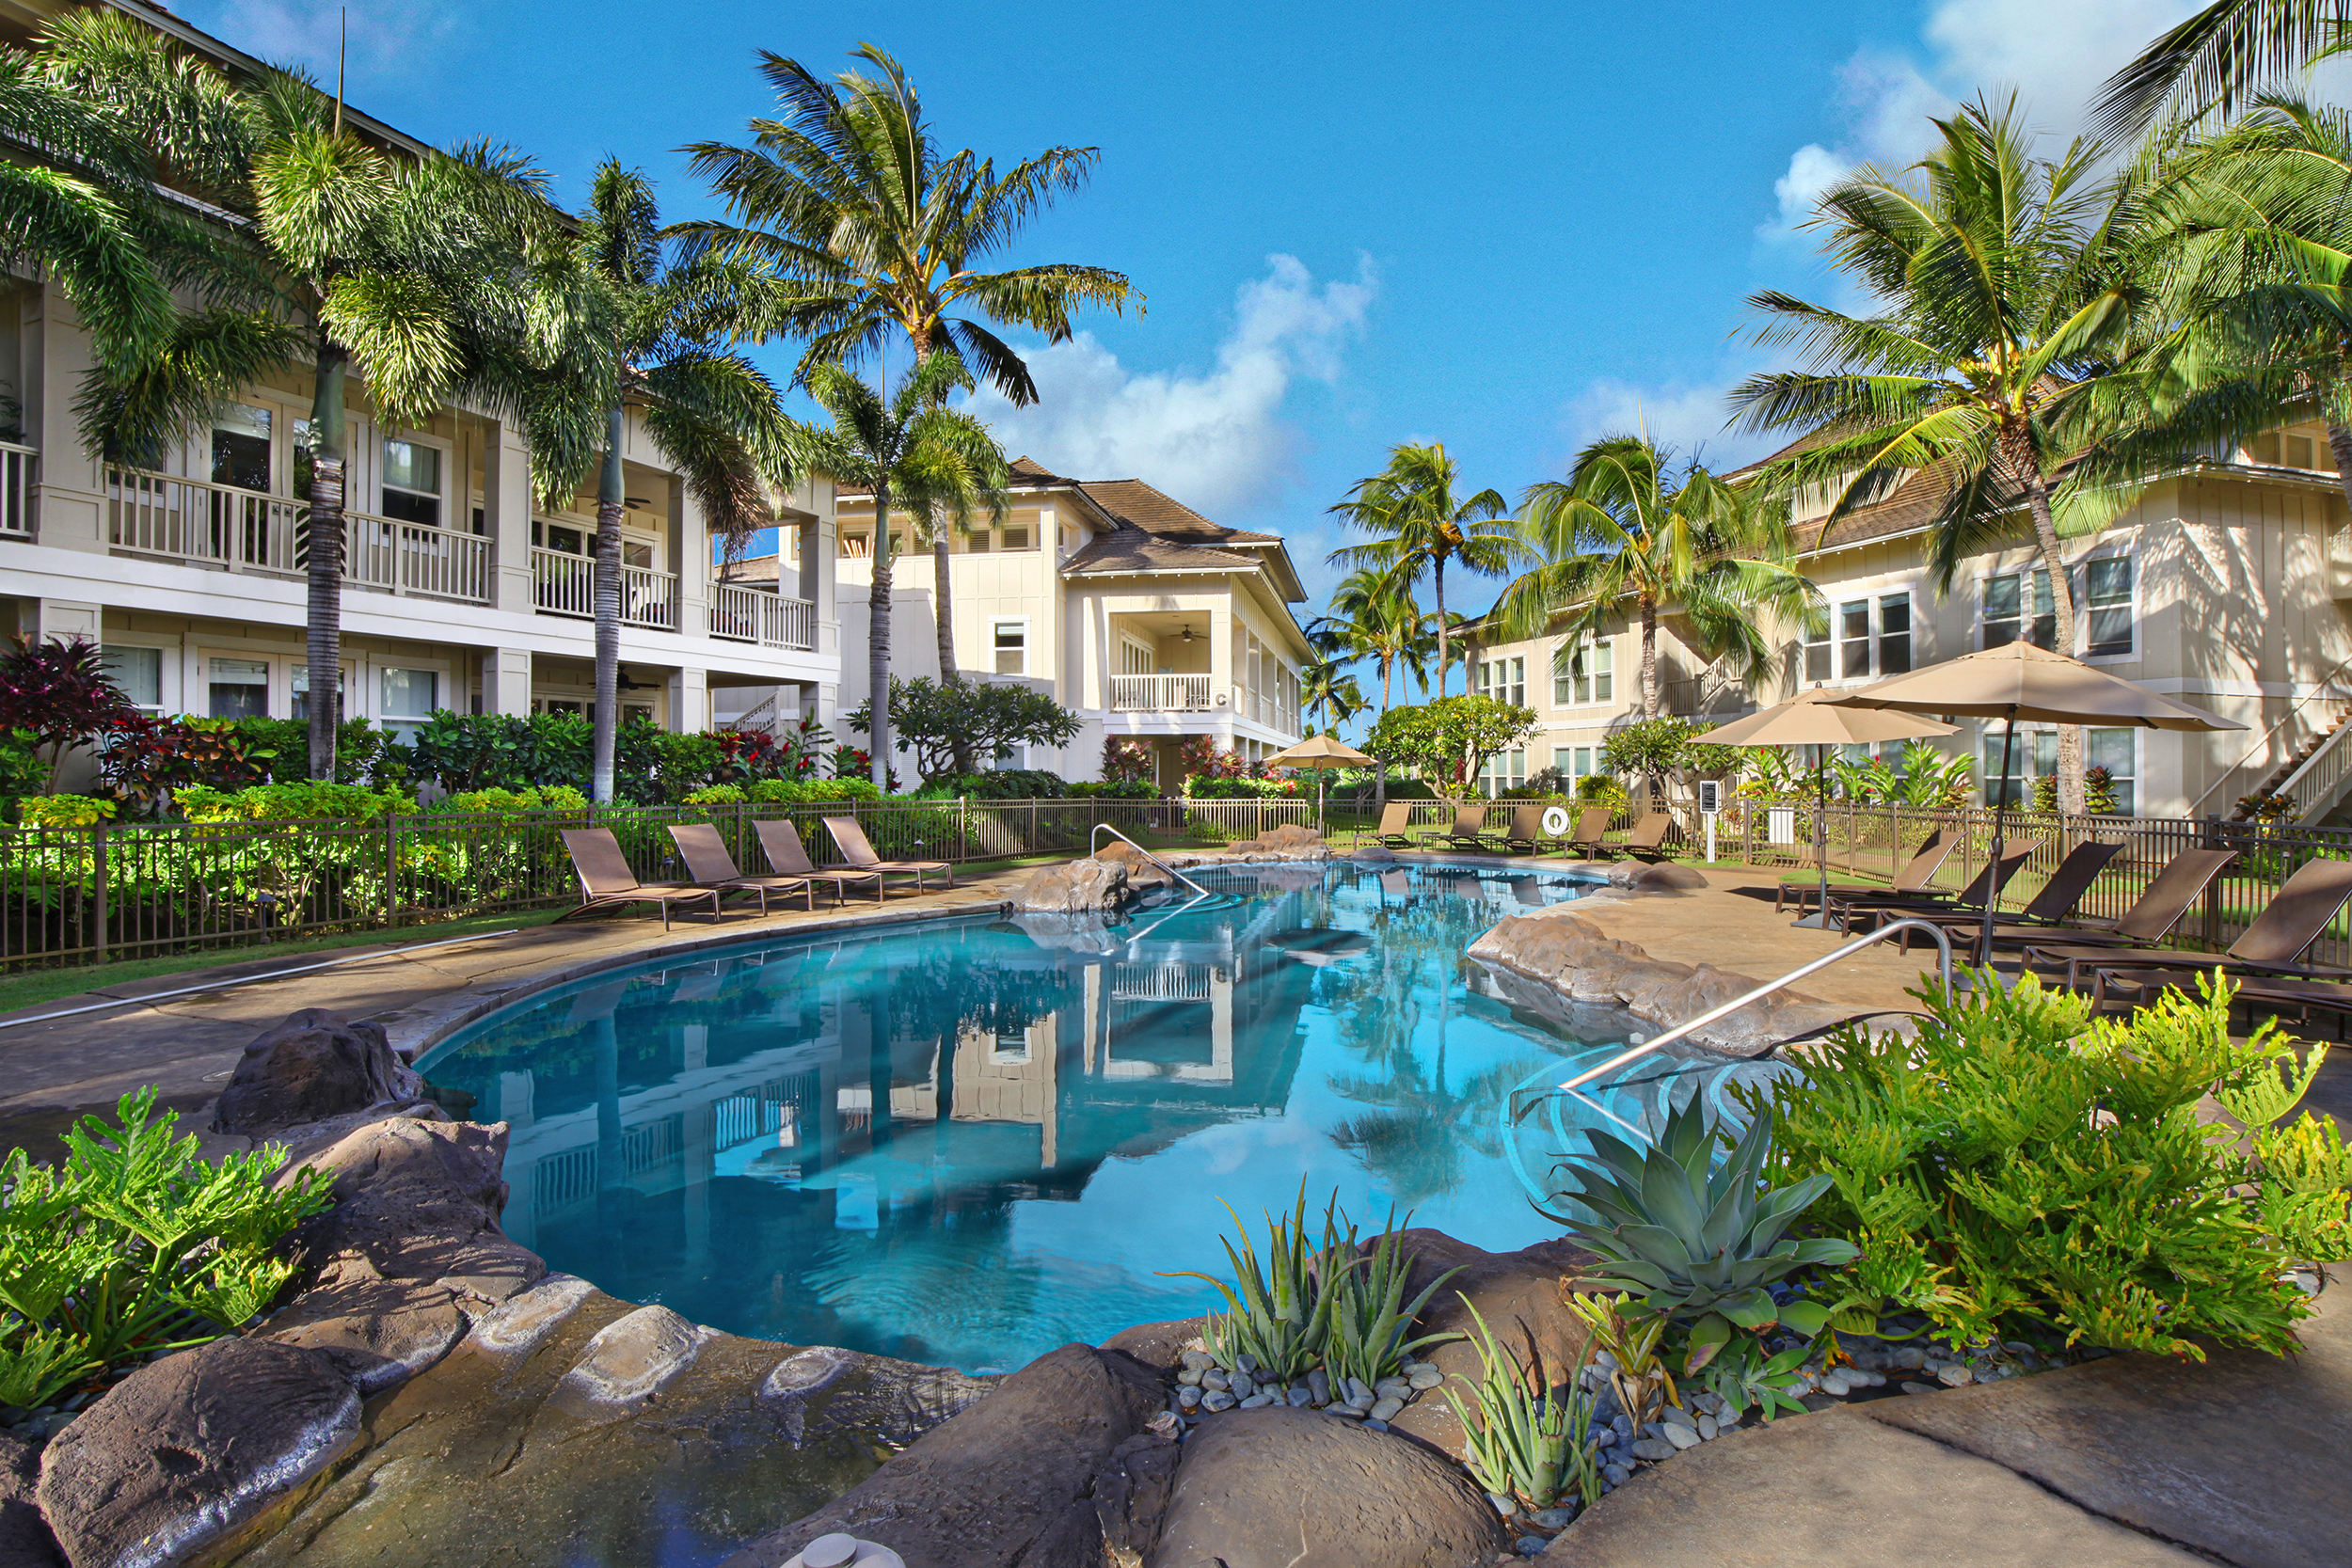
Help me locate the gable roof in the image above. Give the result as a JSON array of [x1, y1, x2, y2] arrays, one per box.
[[1058, 531, 1262, 577], [1073, 477, 1280, 546]]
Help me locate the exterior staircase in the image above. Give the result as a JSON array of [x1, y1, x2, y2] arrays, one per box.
[[2232, 711, 2352, 818], [2240, 709, 2352, 825]]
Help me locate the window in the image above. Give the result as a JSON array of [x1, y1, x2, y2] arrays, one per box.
[[99, 647, 164, 714], [965, 529, 990, 553], [1553, 637, 1613, 705], [292, 418, 315, 501], [1810, 592, 1915, 681], [2090, 727, 2137, 816], [1983, 726, 2137, 815], [209, 657, 268, 721], [380, 439, 442, 529], [1553, 745, 1597, 784], [992, 1027, 1031, 1065], [2258, 430, 2340, 470], [1983, 568, 2057, 650], [1478, 657, 1525, 708], [1982, 728, 2026, 809], [2084, 556, 2134, 657], [378, 668, 438, 741], [212, 404, 271, 493], [622, 539, 655, 569], [291, 663, 344, 722], [1120, 638, 1154, 676], [993, 620, 1027, 676], [1000, 524, 1032, 551], [1480, 748, 1527, 798]]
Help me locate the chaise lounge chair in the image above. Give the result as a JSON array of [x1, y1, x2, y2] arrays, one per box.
[[666, 823, 818, 913], [823, 815, 954, 893], [2059, 855, 2352, 995], [1370, 801, 1422, 849], [1776, 828, 1958, 916], [1866, 839, 2126, 953], [1562, 805, 1614, 860], [753, 818, 886, 904], [556, 828, 725, 929], [1502, 804, 1556, 855], [1597, 810, 1677, 864], [1445, 803, 1503, 853], [1825, 837, 2044, 935]]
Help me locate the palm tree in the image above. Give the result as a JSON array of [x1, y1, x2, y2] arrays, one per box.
[[786, 352, 1007, 774], [1327, 442, 1528, 700], [2094, 1, 2352, 138], [552, 163, 798, 803], [1496, 435, 1821, 721], [53, 13, 573, 781], [1298, 657, 1365, 736], [679, 43, 1139, 790], [914, 454, 1009, 686], [1728, 98, 2148, 812]]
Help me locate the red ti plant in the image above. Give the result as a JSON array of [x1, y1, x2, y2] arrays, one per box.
[[0, 634, 135, 790]]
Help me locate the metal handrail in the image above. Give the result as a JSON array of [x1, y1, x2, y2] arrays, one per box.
[[1090, 822, 1211, 899], [2188, 655, 2352, 816], [1555, 917, 1955, 1092]]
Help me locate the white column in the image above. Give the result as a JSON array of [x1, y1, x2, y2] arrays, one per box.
[[671, 666, 709, 733], [674, 477, 709, 644], [1211, 605, 1234, 728], [484, 647, 532, 716], [24, 285, 105, 554], [487, 417, 533, 615], [798, 498, 837, 658]]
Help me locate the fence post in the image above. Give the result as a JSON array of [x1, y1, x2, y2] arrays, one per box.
[[1030, 798, 1041, 855], [961, 795, 969, 862], [385, 817, 399, 928], [91, 821, 108, 964]]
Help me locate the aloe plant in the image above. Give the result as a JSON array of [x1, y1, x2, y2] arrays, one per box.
[[1554, 1095, 1856, 1329], [1563, 1287, 1677, 1426], [1165, 1186, 1338, 1382], [1443, 1296, 1598, 1511], [1318, 1203, 1462, 1390]]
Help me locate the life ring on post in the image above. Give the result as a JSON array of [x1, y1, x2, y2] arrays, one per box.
[[1540, 805, 1572, 837]]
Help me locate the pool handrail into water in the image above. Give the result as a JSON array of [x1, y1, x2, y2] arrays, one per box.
[[1090, 822, 1212, 898], [1553, 917, 1956, 1093]]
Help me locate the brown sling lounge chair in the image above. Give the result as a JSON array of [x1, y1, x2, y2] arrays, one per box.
[[2012, 847, 2242, 988], [1564, 805, 1613, 859], [753, 818, 886, 904], [1371, 801, 1422, 848], [1826, 837, 2044, 935], [2061, 854, 2352, 992], [823, 816, 953, 893], [1502, 804, 1554, 855], [1868, 839, 2126, 952], [1777, 828, 1958, 916], [556, 828, 724, 929], [1597, 811, 1676, 864], [1445, 803, 1502, 853], [666, 823, 817, 913]]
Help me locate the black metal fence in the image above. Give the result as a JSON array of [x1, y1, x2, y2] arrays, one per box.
[[0, 796, 1314, 971]]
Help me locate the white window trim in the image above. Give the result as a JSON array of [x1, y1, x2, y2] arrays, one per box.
[[373, 428, 453, 528], [1550, 633, 1616, 709], [992, 616, 1031, 677], [1979, 721, 2141, 813], [1805, 581, 1919, 686], [368, 658, 453, 726], [99, 639, 178, 715], [1973, 545, 2139, 663]]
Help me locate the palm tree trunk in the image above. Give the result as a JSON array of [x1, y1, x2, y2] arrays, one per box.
[[933, 529, 976, 775], [1640, 596, 1661, 720], [2012, 440, 2084, 815], [868, 480, 894, 794], [591, 405, 626, 804], [304, 336, 348, 782], [1432, 558, 1449, 700]]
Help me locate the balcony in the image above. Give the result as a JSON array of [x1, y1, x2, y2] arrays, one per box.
[[1111, 673, 1214, 711], [103, 466, 491, 603], [530, 547, 676, 630], [709, 581, 815, 651]]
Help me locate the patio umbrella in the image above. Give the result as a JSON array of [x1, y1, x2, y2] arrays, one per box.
[[1706, 689, 1959, 930], [1824, 641, 2246, 960], [1263, 734, 1376, 823]]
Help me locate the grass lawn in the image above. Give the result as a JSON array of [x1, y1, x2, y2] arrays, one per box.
[[0, 851, 1072, 1018]]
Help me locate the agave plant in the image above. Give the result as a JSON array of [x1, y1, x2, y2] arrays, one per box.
[[1554, 1096, 1856, 1330], [1443, 1296, 1599, 1511], [1317, 1203, 1462, 1390], [1165, 1186, 1338, 1382], [1562, 1286, 1677, 1427]]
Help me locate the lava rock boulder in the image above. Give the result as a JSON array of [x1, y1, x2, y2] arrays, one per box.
[[1016, 858, 1133, 914], [212, 1007, 422, 1136]]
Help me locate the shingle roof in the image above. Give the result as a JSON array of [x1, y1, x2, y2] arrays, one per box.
[[1058, 531, 1262, 576], [1074, 477, 1281, 545]]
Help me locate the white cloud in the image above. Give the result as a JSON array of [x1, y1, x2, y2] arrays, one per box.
[[1559, 376, 1772, 472], [963, 253, 1376, 512], [183, 0, 463, 80]]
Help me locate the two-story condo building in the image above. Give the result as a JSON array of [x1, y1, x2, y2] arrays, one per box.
[[0, 0, 841, 745], [1469, 421, 2352, 823], [739, 458, 1309, 784]]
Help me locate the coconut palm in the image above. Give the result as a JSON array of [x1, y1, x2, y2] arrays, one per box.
[[1728, 98, 2149, 812], [679, 43, 1139, 790], [913, 453, 1010, 686], [1327, 443, 1528, 700], [51, 12, 574, 780], [548, 163, 798, 803], [2094, 1, 2352, 138], [1495, 435, 1821, 721], [786, 352, 1007, 773], [1299, 657, 1366, 736]]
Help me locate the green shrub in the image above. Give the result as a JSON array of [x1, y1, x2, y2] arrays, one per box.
[[0, 727, 42, 820], [1739, 973, 2345, 1359], [17, 794, 115, 830], [745, 777, 882, 804], [913, 768, 1067, 800], [233, 717, 408, 787], [684, 784, 749, 806], [0, 1089, 334, 1410], [433, 784, 590, 817], [1069, 779, 1157, 799], [175, 781, 415, 822]]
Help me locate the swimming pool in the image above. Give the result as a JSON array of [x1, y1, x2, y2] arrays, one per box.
[[421, 859, 1788, 1373]]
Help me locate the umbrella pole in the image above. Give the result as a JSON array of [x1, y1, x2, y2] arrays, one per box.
[[1980, 707, 2017, 973], [1816, 745, 1832, 918]]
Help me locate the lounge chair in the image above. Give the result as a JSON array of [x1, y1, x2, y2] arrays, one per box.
[[753, 818, 887, 904], [1776, 829, 1957, 916], [1563, 805, 1614, 860], [2049, 855, 2352, 992], [823, 815, 953, 893], [666, 823, 817, 913], [2090, 965, 2352, 1034], [1600, 811, 1677, 864], [1502, 804, 1554, 855], [1826, 837, 2044, 935], [1990, 847, 2241, 987], [555, 828, 724, 929], [1445, 803, 1502, 853], [1370, 801, 1422, 849], [1867, 840, 2125, 953]]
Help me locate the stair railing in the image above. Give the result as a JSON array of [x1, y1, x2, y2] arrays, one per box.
[[1089, 822, 1212, 898], [2189, 656, 2352, 817], [2273, 715, 2352, 824]]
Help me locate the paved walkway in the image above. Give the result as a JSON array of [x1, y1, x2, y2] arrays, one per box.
[[0, 869, 1026, 1162]]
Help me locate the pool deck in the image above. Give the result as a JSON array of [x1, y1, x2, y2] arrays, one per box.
[[0, 868, 1028, 1162]]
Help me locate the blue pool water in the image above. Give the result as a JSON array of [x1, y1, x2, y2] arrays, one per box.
[[421, 860, 1791, 1373]]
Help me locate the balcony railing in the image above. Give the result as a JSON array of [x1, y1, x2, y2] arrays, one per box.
[[345, 510, 490, 602], [710, 581, 816, 651], [530, 548, 678, 630], [1111, 673, 1214, 711], [0, 442, 35, 537]]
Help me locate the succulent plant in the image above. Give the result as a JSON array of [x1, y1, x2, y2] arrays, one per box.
[[1443, 1295, 1599, 1511], [1316, 1203, 1461, 1391], [1554, 1095, 1856, 1329], [1165, 1186, 1338, 1382]]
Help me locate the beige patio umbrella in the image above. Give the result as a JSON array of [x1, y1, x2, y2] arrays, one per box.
[[1823, 641, 2246, 958], [1264, 734, 1375, 823], [1706, 689, 1959, 929]]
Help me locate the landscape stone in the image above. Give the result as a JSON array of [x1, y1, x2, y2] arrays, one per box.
[[542, 1305, 710, 1425], [1384, 1232, 1598, 1451], [37, 1337, 361, 1568], [1146, 1406, 1515, 1566], [212, 1007, 421, 1136], [0, 1433, 60, 1568], [1015, 858, 1132, 913], [720, 1343, 1165, 1568], [1093, 1431, 1182, 1564]]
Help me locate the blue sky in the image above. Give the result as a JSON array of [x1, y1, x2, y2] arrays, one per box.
[[179, 0, 2201, 622]]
